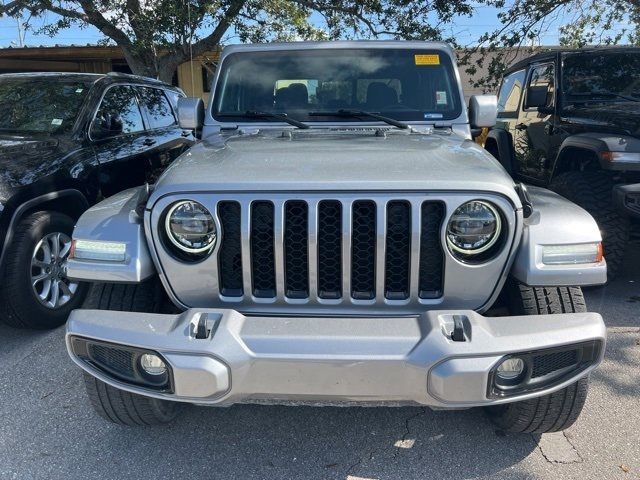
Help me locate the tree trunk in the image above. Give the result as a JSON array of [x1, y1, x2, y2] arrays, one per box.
[[120, 46, 182, 85]]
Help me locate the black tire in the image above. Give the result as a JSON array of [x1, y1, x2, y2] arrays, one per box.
[[507, 282, 587, 315], [485, 376, 589, 433], [0, 211, 89, 329], [84, 277, 165, 312], [83, 372, 181, 426], [550, 171, 629, 279], [485, 281, 590, 433], [82, 278, 183, 425]]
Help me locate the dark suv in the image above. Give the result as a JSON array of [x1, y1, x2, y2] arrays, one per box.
[[0, 72, 195, 329], [486, 48, 640, 277]]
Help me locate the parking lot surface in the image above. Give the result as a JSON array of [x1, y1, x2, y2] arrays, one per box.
[[1, 248, 638, 480]]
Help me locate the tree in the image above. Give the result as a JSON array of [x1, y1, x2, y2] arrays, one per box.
[[461, 0, 640, 92], [1, 0, 638, 87], [0, 0, 482, 82]]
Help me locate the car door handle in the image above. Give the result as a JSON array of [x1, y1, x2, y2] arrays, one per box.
[[514, 123, 528, 131], [143, 138, 156, 146]]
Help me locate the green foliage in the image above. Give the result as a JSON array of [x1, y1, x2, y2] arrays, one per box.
[[0, 0, 638, 87], [461, 0, 640, 92]]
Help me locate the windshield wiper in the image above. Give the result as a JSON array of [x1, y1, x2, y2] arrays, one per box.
[[569, 92, 640, 103], [309, 109, 410, 130], [218, 111, 309, 129]]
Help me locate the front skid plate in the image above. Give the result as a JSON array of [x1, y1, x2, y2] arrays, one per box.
[[66, 308, 606, 408]]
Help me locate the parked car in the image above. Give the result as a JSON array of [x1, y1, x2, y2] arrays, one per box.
[[65, 41, 606, 433], [0, 72, 195, 329], [485, 48, 640, 278]]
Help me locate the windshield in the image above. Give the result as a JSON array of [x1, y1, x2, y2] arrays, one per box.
[[562, 52, 640, 103], [212, 48, 462, 124], [0, 77, 91, 134]]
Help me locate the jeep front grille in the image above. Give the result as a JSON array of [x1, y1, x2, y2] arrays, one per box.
[[215, 197, 445, 303]]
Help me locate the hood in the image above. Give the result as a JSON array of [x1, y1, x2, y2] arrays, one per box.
[[0, 134, 68, 189], [564, 102, 640, 136], [150, 129, 519, 205]]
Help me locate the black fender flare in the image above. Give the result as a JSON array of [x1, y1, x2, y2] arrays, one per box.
[[551, 132, 640, 178], [551, 134, 608, 179], [485, 129, 515, 175], [0, 189, 90, 272]]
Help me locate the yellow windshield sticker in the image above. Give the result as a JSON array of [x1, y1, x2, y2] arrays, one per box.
[[415, 54, 440, 65]]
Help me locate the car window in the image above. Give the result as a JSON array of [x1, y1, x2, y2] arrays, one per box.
[[527, 64, 555, 108], [0, 78, 91, 134], [92, 86, 144, 138], [497, 69, 526, 114], [213, 48, 463, 122], [138, 87, 176, 129]]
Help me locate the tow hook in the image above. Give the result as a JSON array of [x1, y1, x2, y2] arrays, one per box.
[[451, 315, 466, 342], [190, 313, 221, 339]]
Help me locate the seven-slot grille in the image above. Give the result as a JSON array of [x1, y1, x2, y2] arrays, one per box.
[[216, 198, 445, 302]]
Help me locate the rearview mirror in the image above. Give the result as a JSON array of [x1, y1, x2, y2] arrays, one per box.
[[178, 97, 204, 132], [525, 85, 549, 109], [469, 95, 497, 129]]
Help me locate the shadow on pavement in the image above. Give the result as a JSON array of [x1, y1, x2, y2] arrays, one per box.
[[89, 403, 539, 480]]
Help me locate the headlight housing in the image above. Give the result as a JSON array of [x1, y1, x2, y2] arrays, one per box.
[[165, 200, 217, 256], [446, 200, 502, 258]]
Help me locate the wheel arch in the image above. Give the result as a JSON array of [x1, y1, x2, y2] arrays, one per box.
[[550, 134, 611, 180], [0, 189, 90, 272], [485, 129, 515, 175]]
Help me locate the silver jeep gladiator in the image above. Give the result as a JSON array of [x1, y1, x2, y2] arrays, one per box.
[[64, 41, 607, 433]]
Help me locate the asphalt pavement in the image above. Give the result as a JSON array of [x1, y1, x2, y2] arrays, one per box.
[[0, 247, 638, 480]]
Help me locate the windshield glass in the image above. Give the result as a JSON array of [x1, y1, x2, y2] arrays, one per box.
[[562, 52, 640, 103], [212, 48, 462, 123], [0, 77, 91, 134]]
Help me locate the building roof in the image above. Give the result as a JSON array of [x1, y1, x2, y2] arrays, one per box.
[[0, 45, 125, 60]]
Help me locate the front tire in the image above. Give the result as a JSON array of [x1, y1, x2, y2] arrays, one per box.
[[0, 211, 88, 329], [83, 372, 181, 426], [484, 282, 590, 433], [82, 278, 183, 425], [550, 171, 628, 279]]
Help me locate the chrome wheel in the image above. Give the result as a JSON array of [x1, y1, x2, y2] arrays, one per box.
[[31, 232, 78, 309]]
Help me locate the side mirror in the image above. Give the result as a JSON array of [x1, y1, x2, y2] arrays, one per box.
[[525, 85, 549, 109], [469, 95, 497, 129], [178, 97, 204, 132], [92, 112, 123, 139]]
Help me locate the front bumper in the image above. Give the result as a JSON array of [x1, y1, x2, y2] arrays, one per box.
[[66, 309, 606, 409], [613, 183, 640, 218]]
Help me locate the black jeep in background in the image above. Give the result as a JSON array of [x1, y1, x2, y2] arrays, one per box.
[[0, 72, 195, 329], [486, 48, 640, 278]]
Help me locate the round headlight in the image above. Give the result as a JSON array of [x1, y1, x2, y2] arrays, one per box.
[[165, 200, 217, 254], [446, 201, 502, 255]]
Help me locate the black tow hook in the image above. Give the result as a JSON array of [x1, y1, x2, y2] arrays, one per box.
[[451, 315, 466, 342]]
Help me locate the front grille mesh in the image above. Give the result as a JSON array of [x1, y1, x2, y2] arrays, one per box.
[[250, 201, 276, 297], [218, 201, 243, 296], [351, 201, 377, 300], [284, 201, 309, 298], [385, 201, 411, 300], [419, 202, 446, 298], [88, 344, 135, 379], [216, 197, 446, 302], [317, 201, 342, 299], [532, 349, 579, 378]]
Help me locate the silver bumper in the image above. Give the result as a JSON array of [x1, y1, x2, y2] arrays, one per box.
[[66, 309, 606, 408]]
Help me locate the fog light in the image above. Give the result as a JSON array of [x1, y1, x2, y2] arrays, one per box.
[[140, 353, 167, 376], [496, 357, 525, 380]]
